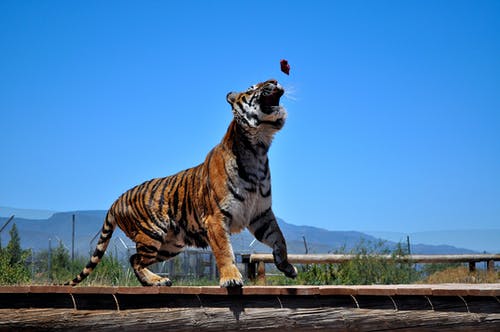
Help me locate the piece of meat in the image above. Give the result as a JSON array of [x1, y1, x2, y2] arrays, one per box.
[[280, 59, 290, 75]]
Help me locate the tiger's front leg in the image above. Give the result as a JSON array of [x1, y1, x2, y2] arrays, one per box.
[[205, 214, 243, 288], [248, 208, 297, 279]]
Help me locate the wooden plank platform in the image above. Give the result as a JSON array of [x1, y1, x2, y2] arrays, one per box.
[[1, 284, 499, 296], [0, 285, 499, 331]]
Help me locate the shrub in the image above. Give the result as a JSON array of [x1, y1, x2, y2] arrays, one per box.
[[0, 224, 31, 285]]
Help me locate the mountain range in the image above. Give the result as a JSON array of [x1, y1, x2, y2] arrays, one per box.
[[2, 207, 495, 256]]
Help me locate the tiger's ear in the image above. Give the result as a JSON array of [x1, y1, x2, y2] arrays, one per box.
[[226, 92, 237, 105]]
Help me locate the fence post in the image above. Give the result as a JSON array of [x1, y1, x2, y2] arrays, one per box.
[[257, 261, 266, 285], [487, 260, 495, 272], [48, 238, 52, 283], [169, 259, 175, 279], [72, 214, 75, 263], [242, 254, 257, 281], [210, 253, 216, 280]]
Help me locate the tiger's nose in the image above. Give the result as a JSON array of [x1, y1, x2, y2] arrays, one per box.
[[267, 79, 278, 85]]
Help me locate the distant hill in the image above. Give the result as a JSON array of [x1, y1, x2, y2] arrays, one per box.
[[0, 208, 480, 256], [0, 206, 56, 220], [365, 230, 500, 254]]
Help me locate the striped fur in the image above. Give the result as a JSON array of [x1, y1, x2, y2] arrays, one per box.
[[66, 79, 297, 287]]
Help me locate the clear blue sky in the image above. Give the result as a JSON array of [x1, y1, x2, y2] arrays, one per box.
[[1, 1, 499, 233]]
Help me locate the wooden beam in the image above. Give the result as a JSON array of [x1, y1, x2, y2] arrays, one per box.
[[1, 284, 499, 297], [0, 285, 498, 330], [0, 307, 499, 331], [246, 253, 500, 264]]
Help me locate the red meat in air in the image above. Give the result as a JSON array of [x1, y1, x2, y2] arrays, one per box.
[[280, 59, 290, 75]]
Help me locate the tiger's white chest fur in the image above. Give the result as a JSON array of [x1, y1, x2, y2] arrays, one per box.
[[223, 150, 272, 234]]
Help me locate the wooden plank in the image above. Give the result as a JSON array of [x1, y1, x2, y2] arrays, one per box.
[[116, 286, 160, 294], [0, 284, 499, 296], [200, 286, 234, 295], [158, 286, 202, 295], [247, 253, 500, 264], [29, 285, 74, 294], [319, 286, 358, 296], [409, 254, 500, 263], [432, 285, 474, 297], [0, 307, 498, 331], [394, 284, 434, 296], [278, 286, 320, 296], [356, 285, 397, 296], [249, 253, 355, 263], [0, 286, 30, 293], [56, 286, 118, 294], [241, 286, 282, 296], [432, 284, 500, 297]]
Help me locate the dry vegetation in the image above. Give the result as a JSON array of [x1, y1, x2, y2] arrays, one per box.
[[422, 266, 499, 284]]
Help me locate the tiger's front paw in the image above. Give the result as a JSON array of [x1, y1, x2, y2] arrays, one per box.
[[219, 265, 243, 288], [279, 263, 298, 279], [285, 265, 298, 279]]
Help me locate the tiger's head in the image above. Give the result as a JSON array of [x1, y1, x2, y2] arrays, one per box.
[[226, 79, 287, 131]]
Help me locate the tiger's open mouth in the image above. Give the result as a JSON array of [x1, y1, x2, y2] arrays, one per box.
[[260, 83, 284, 114]]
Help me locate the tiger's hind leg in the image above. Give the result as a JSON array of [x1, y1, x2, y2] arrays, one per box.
[[130, 241, 173, 286]]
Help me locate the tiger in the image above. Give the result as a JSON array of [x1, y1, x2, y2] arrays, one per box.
[[66, 79, 297, 287]]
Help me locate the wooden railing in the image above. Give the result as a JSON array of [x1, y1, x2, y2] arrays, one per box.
[[241, 253, 500, 282]]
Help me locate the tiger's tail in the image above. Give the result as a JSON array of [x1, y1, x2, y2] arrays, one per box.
[[65, 212, 117, 286]]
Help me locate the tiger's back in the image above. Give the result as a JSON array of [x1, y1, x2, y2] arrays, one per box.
[[111, 165, 210, 252]]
